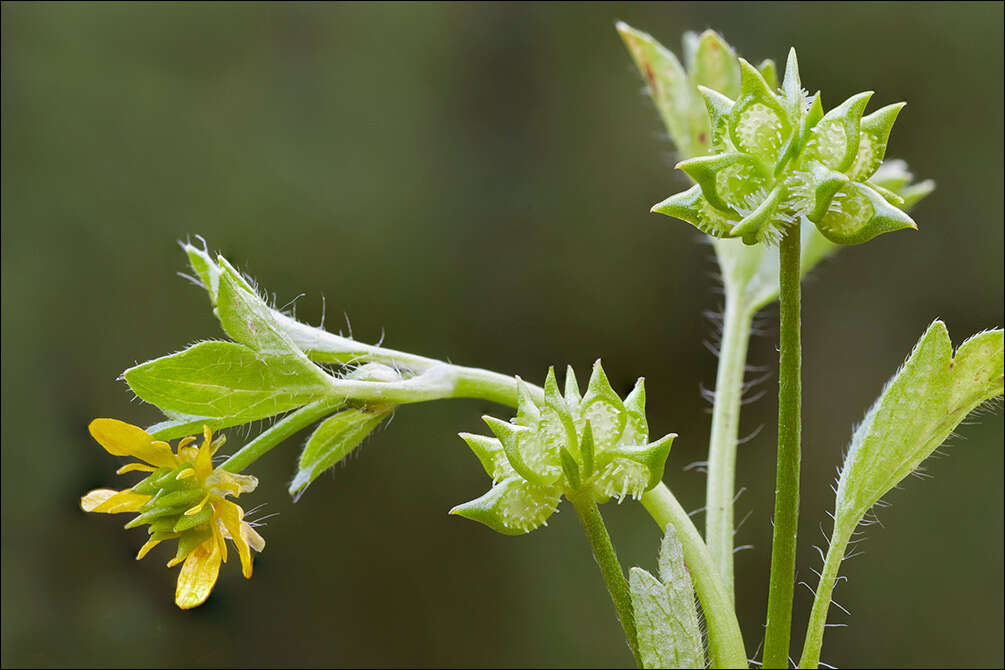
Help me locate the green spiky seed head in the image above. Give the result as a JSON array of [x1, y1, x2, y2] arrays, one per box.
[[450, 362, 676, 535]]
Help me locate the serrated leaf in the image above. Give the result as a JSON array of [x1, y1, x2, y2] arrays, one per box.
[[289, 406, 392, 497], [449, 475, 561, 536], [835, 321, 1004, 527], [629, 525, 704, 669], [125, 341, 333, 420]]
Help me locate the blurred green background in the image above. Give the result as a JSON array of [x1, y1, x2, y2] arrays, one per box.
[[2, 2, 1002, 667]]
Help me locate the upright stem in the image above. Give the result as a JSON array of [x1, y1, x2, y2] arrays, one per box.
[[705, 292, 754, 600], [570, 493, 642, 668], [642, 484, 748, 669], [798, 524, 852, 669], [763, 228, 803, 668]]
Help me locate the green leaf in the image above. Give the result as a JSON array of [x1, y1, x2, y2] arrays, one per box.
[[689, 30, 741, 99], [124, 341, 333, 421], [616, 22, 708, 157], [629, 525, 704, 669], [289, 406, 393, 497], [449, 475, 562, 536], [216, 258, 303, 356], [182, 240, 220, 304], [835, 321, 1004, 527]]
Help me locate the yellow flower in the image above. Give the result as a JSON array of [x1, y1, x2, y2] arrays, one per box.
[[81, 419, 265, 609]]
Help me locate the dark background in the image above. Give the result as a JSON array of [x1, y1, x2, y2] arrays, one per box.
[[2, 2, 1002, 667]]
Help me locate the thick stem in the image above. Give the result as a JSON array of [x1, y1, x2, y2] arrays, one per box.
[[798, 524, 853, 669], [705, 292, 754, 600], [642, 484, 748, 669], [220, 398, 345, 473], [570, 494, 642, 668], [763, 229, 803, 669]]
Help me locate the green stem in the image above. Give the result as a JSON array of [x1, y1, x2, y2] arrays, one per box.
[[220, 398, 345, 473], [798, 523, 852, 669], [642, 484, 748, 669], [704, 290, 754, 600], [570, 493, 642, 668], [763, 228, 803, 669]]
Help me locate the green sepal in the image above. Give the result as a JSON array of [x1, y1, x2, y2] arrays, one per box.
[[559, 447, 582, 490], [651, 184, 734, 238], [146, 488, 205, 510], [131, 467, 175, 495], [172, 505, 213, 533], [459, 433, 507, 481], [622, 377, 649, 445], [815, 182, 916, 245], [579, 420, 596, 479], [758, 58, 778, 91], [289, 406, 393, 498], [581, 360, 628, 451], [124, 505, 183, 529], [835, 322, 1004, 529], [847, 102, 905, 182], [806, 91, 873, 172], [482, 416, 559, 486], [688, 30, 741, 98], [147, 517, 178, 534], [449, 475, 562, 536], [174, 527, 213, 562]]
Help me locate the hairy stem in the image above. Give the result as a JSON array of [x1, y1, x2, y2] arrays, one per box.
[[570, 493, 642, 668], [798, 523, 853, 669], [642, 484, 748, 669], [763, 229, 803, 668], [705, 291, 754, 600], [220, 398, 345, 473]]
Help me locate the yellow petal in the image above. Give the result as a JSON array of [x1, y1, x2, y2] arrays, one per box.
[[116, 463, 157, 475], [136, 539, 161, 560], [174, 540, 222, 610], [218, 500, 253, 579], [244, 524, 266, 553], [81, 488, 150, 514], [195, 427, 214, 478], [89, 419, 177, 468], [178, 436, 197, 450], [212, 517, 228, 564], [214, 471, 258, 497]]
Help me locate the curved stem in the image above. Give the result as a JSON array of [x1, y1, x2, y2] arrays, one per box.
[[220, 398, 345, 473], [798, 523, 852, 669], [642, 484, 748, 669], [570, 493, 642, 668], [763, 229, 803, 669], [705, 292, 754, 600]]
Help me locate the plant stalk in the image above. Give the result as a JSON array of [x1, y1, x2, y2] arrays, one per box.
[[798, 523, 853, 669], [763, 228, 803, 668], [704, 291, 754, 600], [570, 493, 642, 668]]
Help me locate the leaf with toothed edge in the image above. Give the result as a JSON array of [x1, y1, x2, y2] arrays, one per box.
[[835, 321, 1004, 530]]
